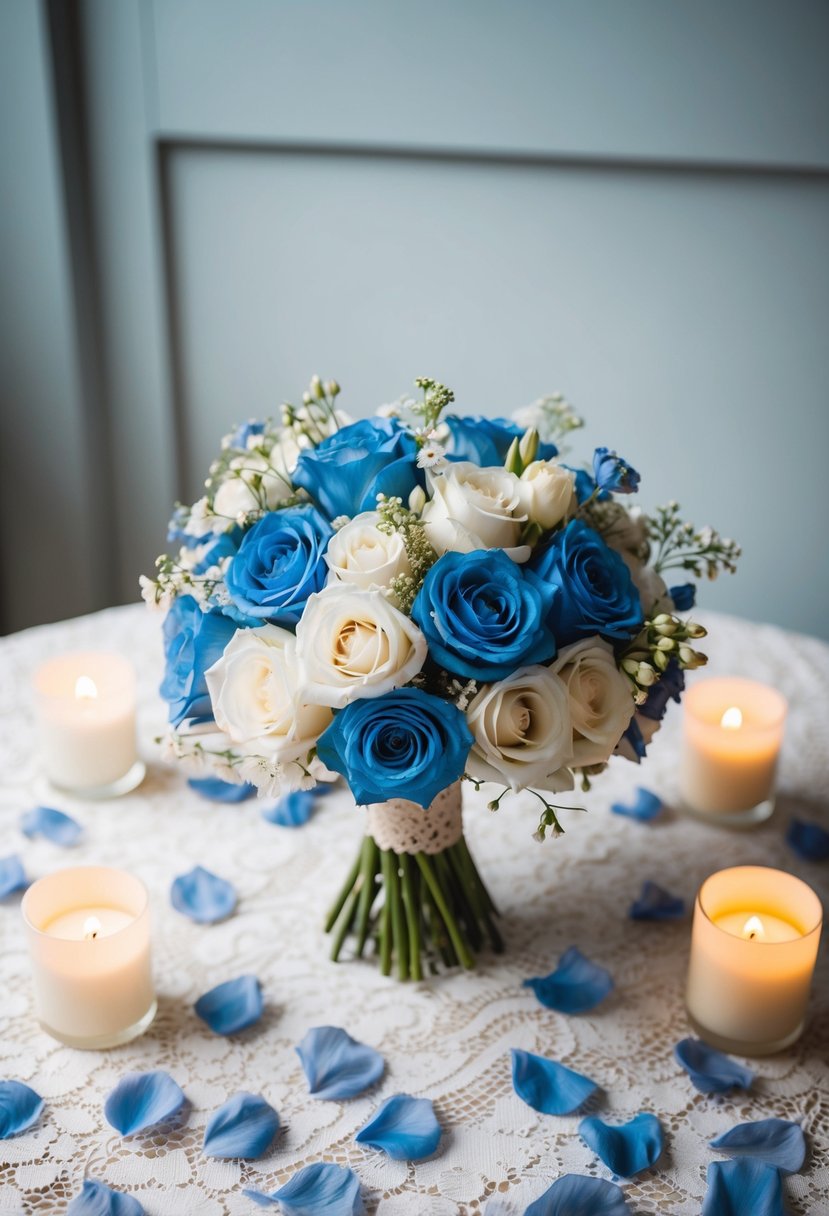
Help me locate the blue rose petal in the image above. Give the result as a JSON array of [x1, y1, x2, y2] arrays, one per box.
[[511, 1049, 597, 1115], [296, 1026, 384, 1099], [611, 788, 663, 822], [245, 1162, 363, 1215], [0, 855, 28, 898], [524, 1174, 631, 1215], [592, 447, 640, 495], [187, 777, 257, 803], [170, 865, 237, 923], [203, 1092, 280, 1159], [224, 506, 333, 627], [104, 1070, 185, 1135], [628, 881, 686, 921], [579, 1113, 664, 1177], [355, 1093, 441, 1160], [20, 805, 83, 846], [702, 1159, 784, 1216], [523, 947, 614, 1013], [66, 1179, 145, 1216], [786, 818, 829, 862], [674, 1038, 754, 1095], [194, 975, 264, 1035], [0, 1080, 44, 1137], [161, 595, 237, 726], [710, 1118, 806, 1175]]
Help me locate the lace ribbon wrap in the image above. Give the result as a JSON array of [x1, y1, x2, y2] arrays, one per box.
[[365, 782, 463, 854]]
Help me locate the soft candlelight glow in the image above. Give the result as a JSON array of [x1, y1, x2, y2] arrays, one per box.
[[74, 675, 98, 701], [83, 915, 102, 940], [679, 677, 786, 823], [686, 866, 822, 1055]]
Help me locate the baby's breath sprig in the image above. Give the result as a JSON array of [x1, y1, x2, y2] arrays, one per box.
[[512, 392, 584, 455], [646, 501, 741, 579], [620, 613, 708, 701], [411, 377, 455, 443], [376, 494, 437, 613], [530, 788, 584, 840]]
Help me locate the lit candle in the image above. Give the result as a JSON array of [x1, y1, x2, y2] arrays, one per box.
[[679, 676, 786, 826], [22, 867, 156, 1049], [33, 652, 145, 797], [686, 866, 822, 1055]]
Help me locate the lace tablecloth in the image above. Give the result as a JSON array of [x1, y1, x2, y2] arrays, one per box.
[[1, 605, 827, 1215]]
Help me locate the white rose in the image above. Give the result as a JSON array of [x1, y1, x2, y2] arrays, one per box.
[[213, 452, 292, 520], [553, 638, 635, 766], [325, 511, 412, 594], [205, 624, 331, 755], [465, 665, 575, 792], [296, 585, 427, 708], [422, 462, 530, 563], [519, 460, 576, 530]]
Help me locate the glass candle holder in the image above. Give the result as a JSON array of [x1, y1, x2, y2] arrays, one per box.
[[22, 866, 157, 1049], [33, 652, 145, 798], [679, 677, 786, 827], [686, 865, 822, 1055]]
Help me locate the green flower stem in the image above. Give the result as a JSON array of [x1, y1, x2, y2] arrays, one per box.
[[324, 849, 363, 934], [415, 852, 474, 970], [422, 881, 455, 969], [355, 837, 380, 957], [382, 849, 408, 980], [457, 836, 499, 916], [379, 856, 393, 976], [449, 841, 504, 953], [400, 853, 422, 982], [329, 886, 360, 963], [434, 849, 482, 952]]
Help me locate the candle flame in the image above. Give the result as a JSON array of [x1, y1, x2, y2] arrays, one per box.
[[75, 675, 98, 701], [83, 915, 102, 940], [743, 915, 765, 941], [720, 706, 743, 730]]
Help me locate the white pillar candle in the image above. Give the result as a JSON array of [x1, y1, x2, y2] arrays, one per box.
[[679, 677, 786, 825], [686, 865, 822, 1055], [33, 652, 144, 796], [22, 867, 156, 1049]]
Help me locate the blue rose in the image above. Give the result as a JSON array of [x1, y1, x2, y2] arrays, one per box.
[[592, 447, 640, 494], [445, 415, 558, 466], [292, 418, 421, 519], [638, 659, 685, 722], [530, 519, 643, 646], [316, 687, 473, 808], [224, 506, 332, 627], [191, 529, 241, 575], [411, 549, 557, 681], [229, 419, 265, 449], [160, 595, 237, 726], [669, 582, 696, 612]]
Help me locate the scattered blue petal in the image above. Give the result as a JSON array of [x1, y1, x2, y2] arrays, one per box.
[[511, 1049, 597, 1115], [0, 855, 28, 898], [103, 1070, 185, 1135], [611, 788, 663, 822], [0, 1080, 44, 1137], [674, 1038, 754, 1095], [188, 777, 257, 803], [262, 784, 334, 827], [296, 1026, 384, 1099], [524, 1174, 631, 1215], [19, 805, 82, 846], [628, 881, 686, 921], [579, 1113, 664, 1177], [355, 1093, 441, 1160], [710, 1118, 806, 1175], [170, 865, 236, 923], [195, 974, 263, 1035], [702, 1159, 784, 1216], [203, 1091, 279, 1159], [786, 818, 829, 862], [245, 1162, 362, 1215], [66, 1179, 145, 1216], [523, 946, 614, 1013]]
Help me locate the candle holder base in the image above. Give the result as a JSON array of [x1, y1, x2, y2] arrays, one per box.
[[49, 759, 146, 801], [679, 796, 775, 830], [39, 998, 157, 1050], [687, 1010, 803, 1057]]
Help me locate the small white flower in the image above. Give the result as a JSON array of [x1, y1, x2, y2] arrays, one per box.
[[417, 442, 446, 469]]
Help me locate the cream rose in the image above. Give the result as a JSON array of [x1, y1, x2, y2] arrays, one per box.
[[422, 462, 530, 563], [205, 624, 331, 755], [296, 585, 427, 708], [553, 638, 635, 766], [519, 460, 576, 530], [325, 511, 412, 593], [465, 665, 575, 792]]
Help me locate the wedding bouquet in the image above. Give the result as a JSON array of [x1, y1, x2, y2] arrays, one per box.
[[143, 376, 739, 977]]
